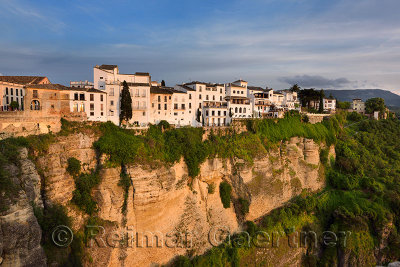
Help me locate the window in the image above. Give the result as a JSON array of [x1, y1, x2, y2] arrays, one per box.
[[109, 88, 114, 96], [20, 89, 23, 96], [206, 95, 209, 100], [169, 96, 171, 100], [110, 110, 114, 116], [224, 111, 226, 116], [244, 108, 246, 113], [212, 111, 215, 116], [220, 96, 222, 101], [213, 95, 215, 100], [90, 112, 94, 116], [182, 104, 185, 109], [158, 96, 161, 102], [79, 94, 85, 100], [100, 77, 103, 79], [218, 111, 220, 116], [90, 104, 94, 111], [174, 103, 178, 109], [100, 95, 104, 101], [101, 112, 103, 116], [164, 104, 167, 110], [189, 94, 192, 99], [143, 112, 146, 116], [206, 111, 209, 116], [135, 89, 139, 97], [90, 94, 94, 101], [158, 104, 161, 110], [74, 93, 78, 100], [199, 94, 202, 100], [16, 89, 18, 96], [11, 88, 13, 95], [6, 98, 9, 104], [101, 104, 103, 111], [5, 87, 8, 94], [233, 90, 236, 93], [220, 89, 222, 93], [110, 100, 114, 106], [189, 103, 191, 108]]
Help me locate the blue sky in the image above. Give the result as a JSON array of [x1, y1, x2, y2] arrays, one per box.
[[0, 0, 399, 92]]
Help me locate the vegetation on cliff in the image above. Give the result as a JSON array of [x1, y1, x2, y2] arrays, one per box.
[[172, 114, 400, 266], [94, 112, 336, 177]]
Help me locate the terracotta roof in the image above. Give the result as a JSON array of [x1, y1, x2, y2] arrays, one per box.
[[135, 72, 150, 76], [26, 84, 106, 94], [184, 81, 206, 85], [26, 84, 68, 90], [0, 76, 49, 85], [125, 82, 150, 87], [230, 84, 246, 88], [150, 86, 174, 94], [176, 84, 196, 91], [233, 79, 247, 83], [97, 64, 118, 70]]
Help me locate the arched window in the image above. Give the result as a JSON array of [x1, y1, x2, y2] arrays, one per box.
[[235, 107, 238, 113], [73, 103, 78, 112], [239, 107, 242, 113], [30, 100, 40, 110], [79, 103, 85, 112]]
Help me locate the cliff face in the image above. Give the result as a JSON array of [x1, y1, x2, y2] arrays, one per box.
[[34, 133, 331, 267], [0, 148, 46, 267]]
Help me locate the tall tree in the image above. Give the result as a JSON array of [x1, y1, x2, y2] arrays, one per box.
[[161, 80, 166, 87], [319, 89, 325, 113], [289, 84, 301, 92], [120, 81, 132, 125], [365, 97, 385, 114]]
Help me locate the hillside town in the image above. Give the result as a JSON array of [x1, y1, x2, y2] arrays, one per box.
[[0, 64, 380, 132]]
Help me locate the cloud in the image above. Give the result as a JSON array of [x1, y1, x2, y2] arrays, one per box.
[[279, 75, 352, 88]]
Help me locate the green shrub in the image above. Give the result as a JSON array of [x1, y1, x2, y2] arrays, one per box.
[[72, 170, 101, 215], [219, 182, 232, 208], [207, 183, 216, 194], [66, 157, 81, 176], [119, 170, 131, 214], [238, 197, 250, 214], [320, 148, 329, 165]]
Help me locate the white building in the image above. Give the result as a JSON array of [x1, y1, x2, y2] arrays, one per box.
[[280, 90, 300, 111], [323, 97, 336, 112], [69, 87, 108, 121], [351, 99, 365, 113], [225, 80, 253, 121], [93, 65, 151, 126], [175, 81, 227, 126]]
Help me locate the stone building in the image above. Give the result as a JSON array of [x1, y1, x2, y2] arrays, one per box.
[[0, 76, 50, 111]]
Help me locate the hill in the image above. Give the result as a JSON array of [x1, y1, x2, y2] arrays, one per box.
[[325, 89, 400, 107]]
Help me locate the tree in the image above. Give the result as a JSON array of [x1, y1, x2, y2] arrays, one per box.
[[319, 89, 325, 113], [161, 80, 166, 87], [365, 97, 385, 114], [289, 84, 301, 92], [10, 101, 19, 110], [337, 101, 351, 109], [298, 88, 321, 108], [120, 81, 132, 124]]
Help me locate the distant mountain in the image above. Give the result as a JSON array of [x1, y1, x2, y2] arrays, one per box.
[[324, 89, 400, 107]]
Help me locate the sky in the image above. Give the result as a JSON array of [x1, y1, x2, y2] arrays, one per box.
[[0, 0, 399, 93]]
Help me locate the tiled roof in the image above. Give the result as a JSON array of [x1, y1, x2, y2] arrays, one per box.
[[97, 64, 118, 70], [135, 72, 150, 76], [26, 84, 106, 94], [26, 84, 68, 90], [0, 76, 49, 85], [184, 81, 206, 85], [125, 82, 150, 87], [150, 86, 174, 94], [176, 84, 196, 91], [233, 79, 247, 83]]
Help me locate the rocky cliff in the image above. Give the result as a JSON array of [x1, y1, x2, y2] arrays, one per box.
[[31, 132, 332, 267], [0, 148, 46, 267]]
